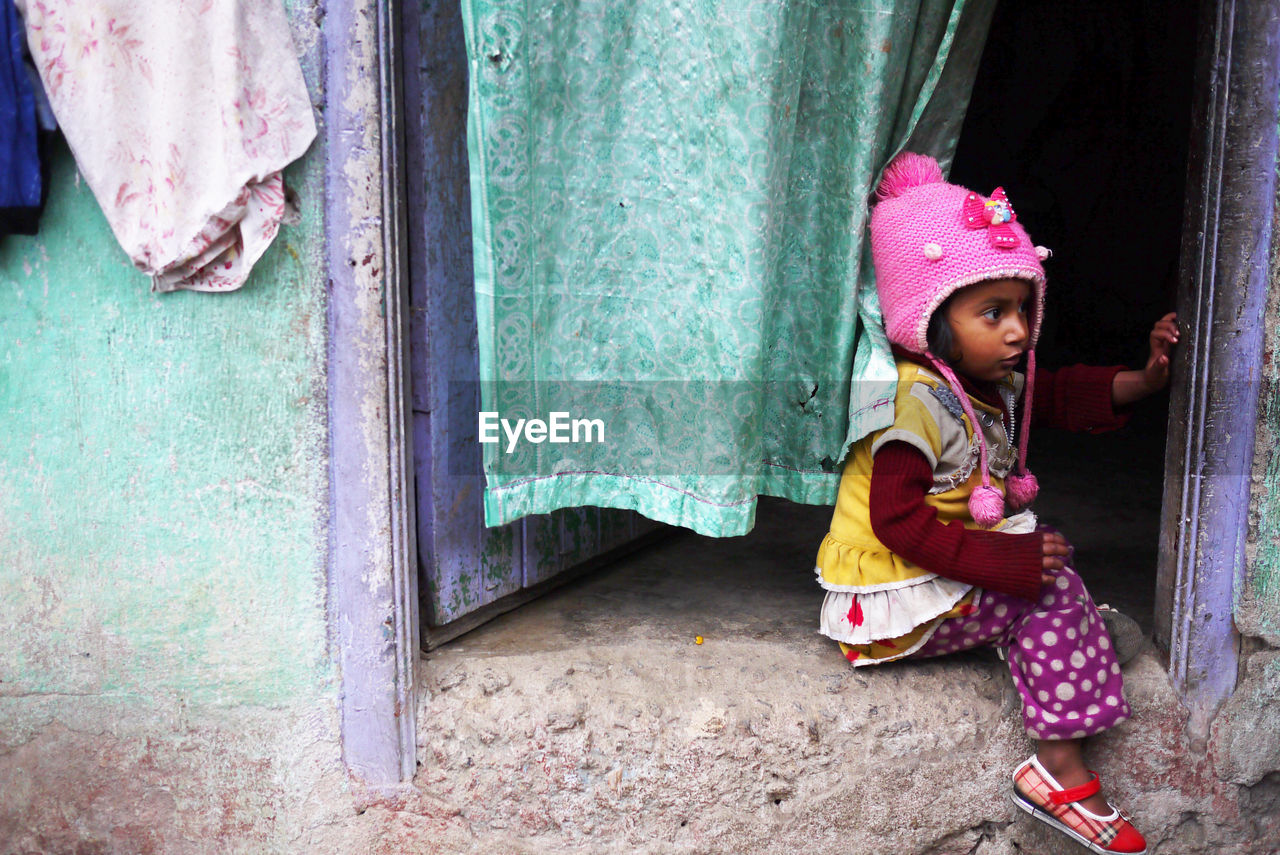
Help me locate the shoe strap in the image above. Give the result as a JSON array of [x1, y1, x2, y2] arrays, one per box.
[[1047, 771, 1101, 805]]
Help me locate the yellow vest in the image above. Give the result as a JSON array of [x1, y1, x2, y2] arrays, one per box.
[[816, 360, 1023, 664]]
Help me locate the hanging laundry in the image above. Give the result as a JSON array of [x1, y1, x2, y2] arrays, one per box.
[[14, 0, 316, 292], [1, 0, 42, 237]]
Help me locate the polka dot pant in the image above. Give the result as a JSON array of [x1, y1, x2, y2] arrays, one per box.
[[910, 562, 1132, 740]]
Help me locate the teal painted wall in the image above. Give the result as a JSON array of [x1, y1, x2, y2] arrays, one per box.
[[0, 6, 341, 842], [0, 140, 329, 707]]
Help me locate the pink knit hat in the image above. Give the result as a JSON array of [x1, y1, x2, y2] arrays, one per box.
[[869, 152, 1051, 526]]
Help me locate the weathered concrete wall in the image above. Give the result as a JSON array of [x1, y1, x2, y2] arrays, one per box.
[[1242, 152, 1280, 647], [0, 3, 352, 851], [1224, 139, 1280, 791]]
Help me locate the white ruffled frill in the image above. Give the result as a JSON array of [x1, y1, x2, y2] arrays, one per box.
[[818, 575, 972, 645], [817, 510, 1038, 646]]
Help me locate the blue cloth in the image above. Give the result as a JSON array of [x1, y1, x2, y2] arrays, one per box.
[[0, 0, 41, 235]]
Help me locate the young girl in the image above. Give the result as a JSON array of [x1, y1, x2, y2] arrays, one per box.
[[816, 153, 1179, 855]]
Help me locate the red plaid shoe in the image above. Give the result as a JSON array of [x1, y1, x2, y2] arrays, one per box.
[[1011, 756, 1147, 854]]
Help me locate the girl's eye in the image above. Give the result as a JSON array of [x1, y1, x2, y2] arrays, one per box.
[[983, 307, 1000, 321]]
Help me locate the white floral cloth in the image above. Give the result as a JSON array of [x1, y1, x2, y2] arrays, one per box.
[[15, 0, 316, 292]]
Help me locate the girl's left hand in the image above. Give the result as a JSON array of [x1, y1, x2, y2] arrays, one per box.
[[1143, 312, 1180, 392], [1040, 531, 1073, 584]]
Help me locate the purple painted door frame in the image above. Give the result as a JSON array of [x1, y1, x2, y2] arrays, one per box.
[[325, 0, 420, 788], [1156, 0, 1280, 747]]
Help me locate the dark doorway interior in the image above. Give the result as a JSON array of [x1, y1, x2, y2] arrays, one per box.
[[949, 0, 1200, 635]]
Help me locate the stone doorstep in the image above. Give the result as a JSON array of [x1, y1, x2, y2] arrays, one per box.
[[408, 562, 1254, 853], [402, 498, 1258, 853], [415, 635, 1231, 855]]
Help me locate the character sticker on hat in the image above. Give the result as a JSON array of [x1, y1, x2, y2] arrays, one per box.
[[964, 189, 1020, 249]]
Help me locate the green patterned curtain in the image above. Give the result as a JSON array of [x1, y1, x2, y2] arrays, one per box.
[[463, 0, 994, 537]]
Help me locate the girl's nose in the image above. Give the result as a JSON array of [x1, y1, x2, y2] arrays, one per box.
[[1006, 315, 1029, 345]]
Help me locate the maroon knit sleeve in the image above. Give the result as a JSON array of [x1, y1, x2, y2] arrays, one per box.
[[1031, 364, 1130, 432], [869, 442, 1043, 602]]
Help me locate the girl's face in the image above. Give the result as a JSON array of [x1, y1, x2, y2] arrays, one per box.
[[942, 277, 1032, 382]]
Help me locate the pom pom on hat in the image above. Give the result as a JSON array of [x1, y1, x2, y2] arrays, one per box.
[[1005, 471, 1039, 508], [875, 152, 945, 201], [968, 484, 1005, 528]]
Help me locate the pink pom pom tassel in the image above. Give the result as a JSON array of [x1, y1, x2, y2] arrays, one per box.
[[968, 484, 1005, 528], [1005, 470, 1039, 508], [875, 152, 944, 201]]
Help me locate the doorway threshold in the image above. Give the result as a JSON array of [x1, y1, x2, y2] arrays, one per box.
[[408, 500, 1256, 853]]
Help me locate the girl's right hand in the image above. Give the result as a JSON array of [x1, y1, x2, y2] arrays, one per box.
[[1041, 531, 1072, 582], [1143, 312, 1180, 391]]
